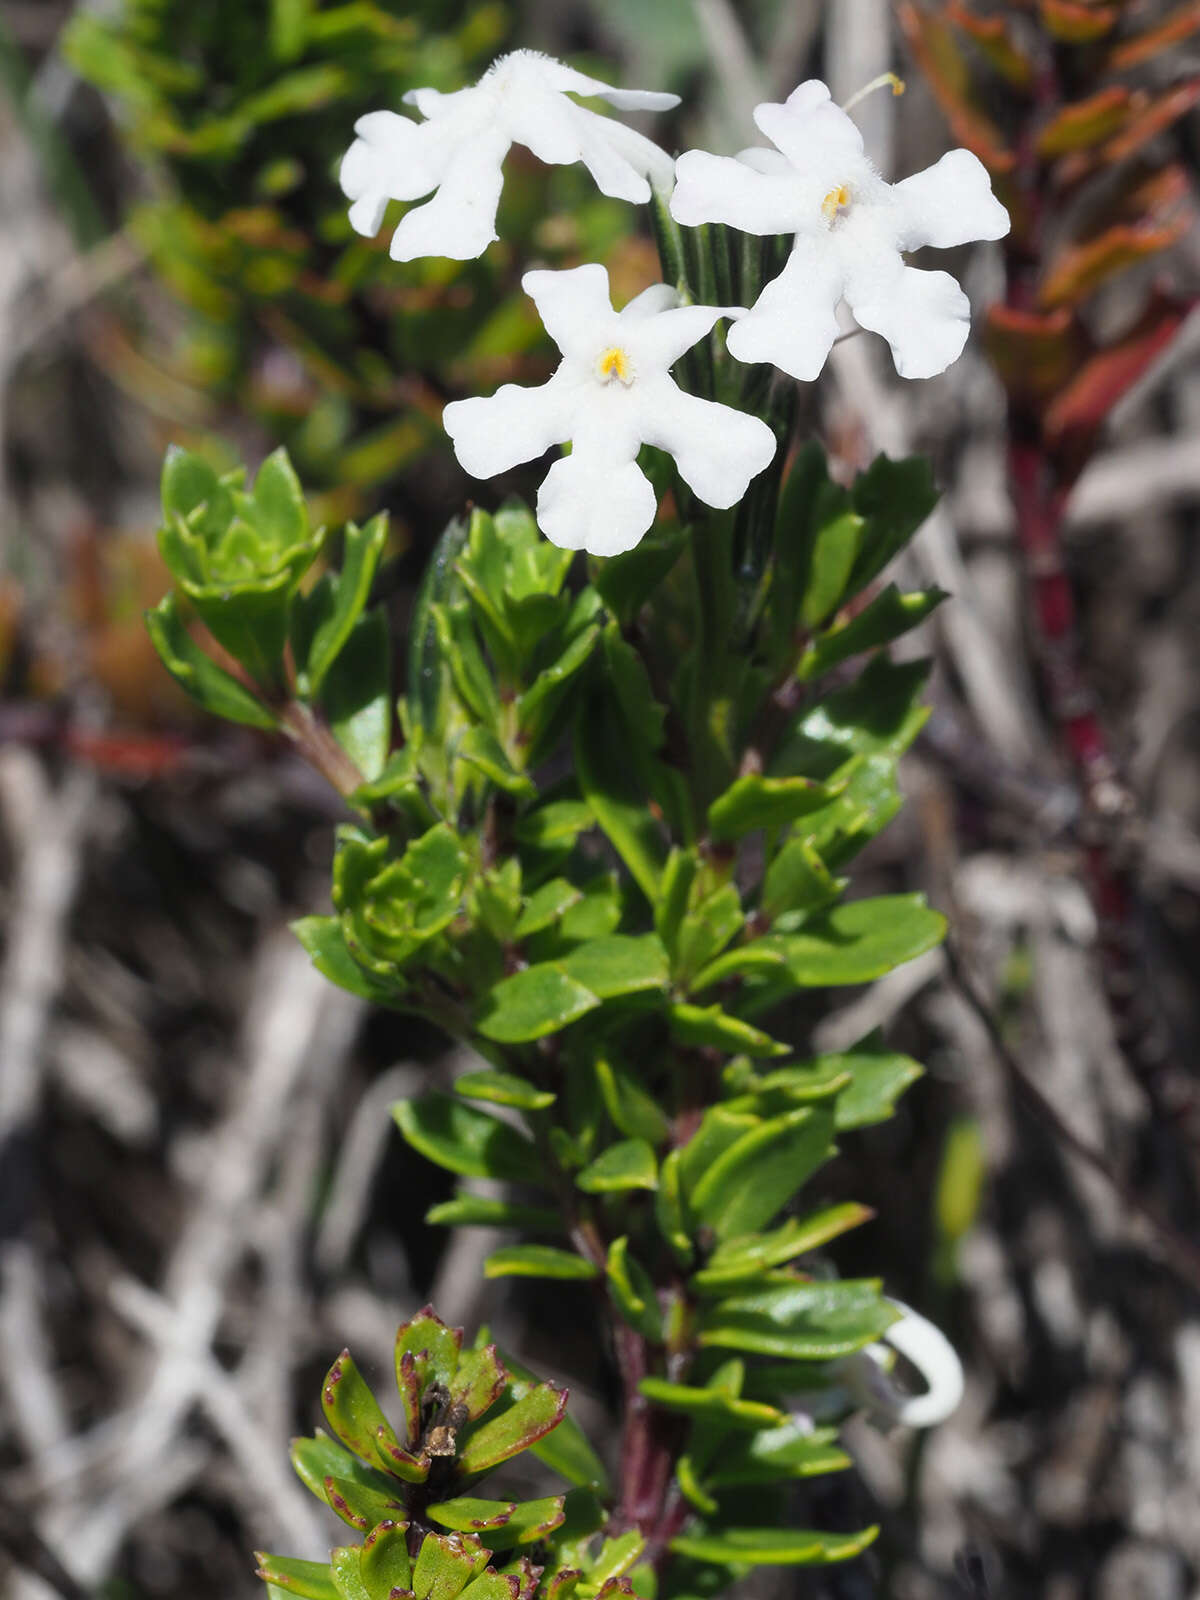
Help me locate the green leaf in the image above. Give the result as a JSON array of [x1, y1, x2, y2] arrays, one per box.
[[457, 1384, 568, 1475], [706, 1420, 851, 1486], [426, 1194, 564, 1233], [320, 1350, 399, 1465], [674, 885, 744, 982], [393, 1096, 542, 1185], [290, 1432, 400, 1509], [637, 1377, 785, 1430], [670, 1525, 878, 1566], [797, 585, 945, 683], [321, 607, 391, 782], [781, 895, 946, 986], [801, 509, 865, 629], [693, 1204, 874, 1289], [605, 1236, 663, 1342], [484, 1245, 598, 1282], [849, 453, 937, 593], [761, 838, 842, 923], [575, 697, 666, 902], [495, 1350, 610, 1494], [514, 799, 595, 851], [561, 934, 670, 1000], [291, 916, 398, 1004], [689, 1107, 837, 1241], [677, 1108, 760, 1198], [576, 1139, 658, 1194], [454, 1070, 555, 1111], [359, 1522, 413, 1600], [256, 1554, 340, 1599], [774, 656, 931, 776], [449, 1344, 508, 1423], [456, 725, 535, 800], [583, 1532, 645, 1589], [603, 624, 665, 751], [394, 1307, 463, 1401], [655, 1148, 693, 1265], [515, 880, 583, 939], [827, 1038, 925, 1128], [294, 514, 388, 697], [591, 521, 687, 626], [698, 1279, 899, 1359], [594, 1054, 670, 1145], [476, 965, 600, 1043], [426, 1498, 516, 1532], [668, 1004, 787, 1058], [322, 1474, 405, 1535], [145, 595, 278, 729], [475, 1495, 567, 1549], [708, 775, 840, 841], [412, 1531, 490, 1600]]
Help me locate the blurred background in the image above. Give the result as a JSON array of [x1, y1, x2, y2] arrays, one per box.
[[1, 1, 1199, 1596]]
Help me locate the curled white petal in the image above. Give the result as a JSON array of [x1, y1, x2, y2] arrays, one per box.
[[840, 1299, 964, 1429], [672, 76, 1009, 380], [844, 258, 971, 380], [726, 238, 845, 382], [444, 263, 776, 554], [442, 377, 571, 479], [538, 452, 657, 556], [639, 379, 777, 509], [340, 50, 676, 262], [891, 147, 1011, 251]]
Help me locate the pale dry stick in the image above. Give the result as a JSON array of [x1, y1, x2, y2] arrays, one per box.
[[692, 0, 767, 151], [108, 1275, 326, 1558], [314, 1062, 425, 1278], [765, 0, 823, 99], [49, 934, 362, 1584], [824, 0, 895, 176], [0, 750, 95, 1535]]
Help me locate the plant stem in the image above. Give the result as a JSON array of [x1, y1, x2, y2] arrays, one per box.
[[279, 699, 367, 800]]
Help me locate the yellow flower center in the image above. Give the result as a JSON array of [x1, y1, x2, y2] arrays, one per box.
[[595, 345, 635, 386], [822, 184, 851, 224]]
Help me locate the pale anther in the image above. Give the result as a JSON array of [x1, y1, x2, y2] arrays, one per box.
[[841, 72, 906, 112], [596, 346, 636, 386]]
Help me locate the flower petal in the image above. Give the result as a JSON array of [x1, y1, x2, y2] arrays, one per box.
[[843, 255, 971, 380], [535, 57, 680, 112], [890, 148, 1011, 251], [522, 264, 617, 358], [344, 110, 448, 203], [671, 150, 807, 235], [443, 377, 573, 479], [572, 109, 670, 202], [726, 238, 845, 381], [620, 284, 680, 321], [627, 302, 745, 371], [537, 452, 658, 556], [638, 379, 777, 510], [389, 128, 509, 261], [754, 80, 864, 168]]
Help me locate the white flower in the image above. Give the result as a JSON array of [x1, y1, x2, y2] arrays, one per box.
[[670, 79, 1010, 381], [340, 50, 679, 263], [442, 264, 777, 557]]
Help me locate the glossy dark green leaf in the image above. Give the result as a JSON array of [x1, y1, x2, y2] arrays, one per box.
[[291, 916, 399, 1004], [359, 1521, 412, 1600], [591, 520, 688, 626], [475, 965, 600, 1043], [761, 838, 843, 923], [677, 1108, 761, 1198], [411, 1530, 490, 1600], [575, 697, 665, 902], [454, 1070, 555, 1112], [514, 879, 582, 939], [689, 1107, 837, 1241], [426, 1498, 516, 1532], [603, 624, 665, 752], [561, 934, 670, 999], [457, 1383, 568, 1475], [576, 1139, 658, 1194], [800, 509, 864, 630], [256, 1553, 340, 1599], [332, 1543, 373, 1600], [781, 895, 946, 986], [393, 1096, 541, 1184], [293, 514, 388, 697], [605, 1237, 662, 1342], [320, 1350, 399, 1464], [826, 1038, 925, 1128], [484, 1245, 598, 1282], [698, 1279, 899, 1359], [669, 1003, 787, 1058], [456, 726, 535, 800], [775, 656, 931, 778], [637, 1377, 785, 1430], [145, 594, 278, 729], [425, 1194, 564, 1234], [797, 585, 945, 684], [708, 775, 839, 841], [593, 1053, 669, 1145], [849, 453, 937, 593], [321, 606, 392, 782], [669, 1524, 878, 1566], [693, 1203, 874, 1289]]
